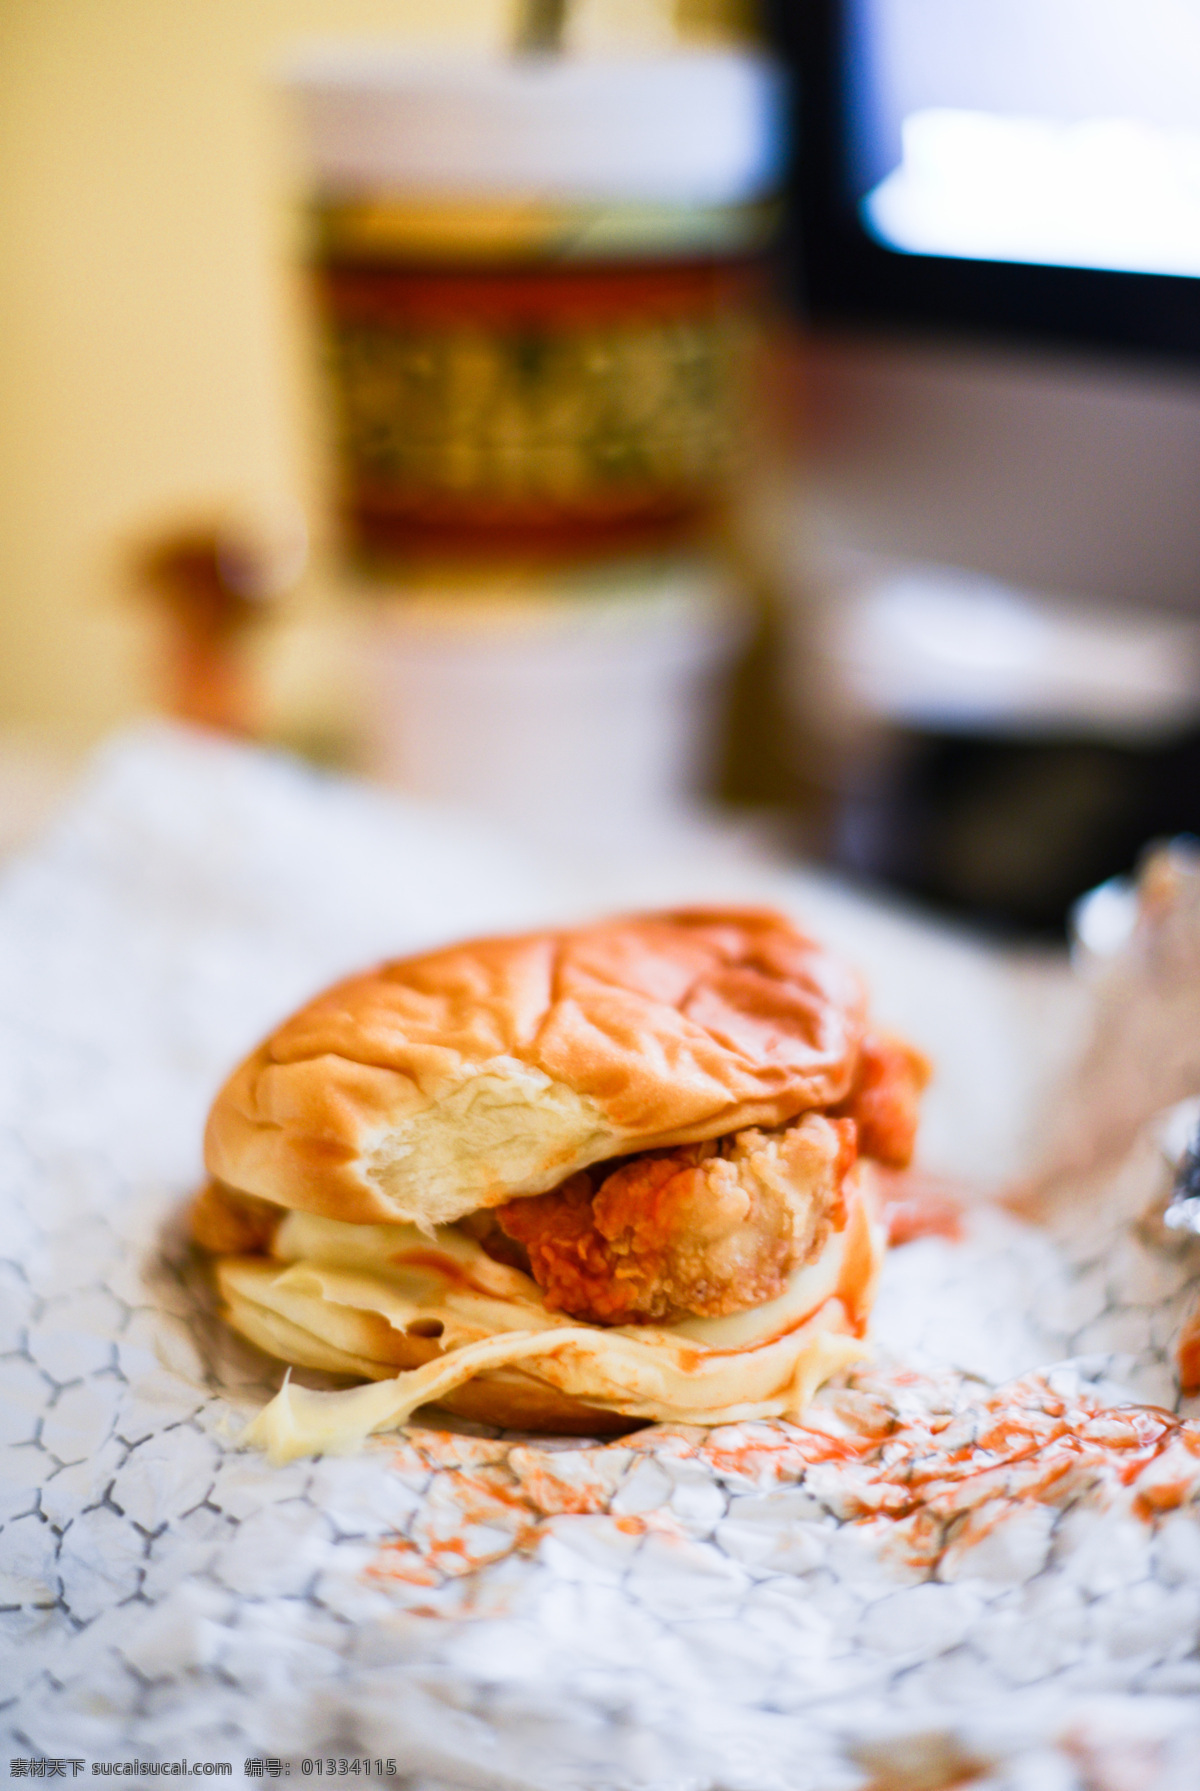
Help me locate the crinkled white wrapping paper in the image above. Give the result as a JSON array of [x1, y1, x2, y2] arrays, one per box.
[[2, 726, 1199, 1791]]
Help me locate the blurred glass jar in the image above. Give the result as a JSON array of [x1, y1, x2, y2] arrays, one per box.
[[360, 556, 746, 844], [795, 561, 1200, 936], [282, 48, 786, 565]]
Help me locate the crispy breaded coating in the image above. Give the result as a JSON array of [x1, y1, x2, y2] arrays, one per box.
[[495, 1113, 857, 1326], [833, 1032, 930, 1169]]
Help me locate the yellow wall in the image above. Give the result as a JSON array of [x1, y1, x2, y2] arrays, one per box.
[[0, 0, 509, 745]]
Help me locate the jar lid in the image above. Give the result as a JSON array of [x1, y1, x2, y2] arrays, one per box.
[[279, 49, 787, 204]]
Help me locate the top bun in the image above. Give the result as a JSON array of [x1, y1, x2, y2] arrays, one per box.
[[204, 907, 866, 1230]]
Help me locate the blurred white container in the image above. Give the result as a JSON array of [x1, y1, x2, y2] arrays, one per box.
[[822, 563, 1200, 744], [282, 47, 786, 204], [791, 557, 1200, 931], [363, 567, 744, 842]]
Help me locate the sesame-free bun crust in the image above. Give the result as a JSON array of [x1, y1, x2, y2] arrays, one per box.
[[205, 907, 866, 1230]]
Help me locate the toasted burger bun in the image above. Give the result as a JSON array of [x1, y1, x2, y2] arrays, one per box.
[[204, 907, 866, 1230]]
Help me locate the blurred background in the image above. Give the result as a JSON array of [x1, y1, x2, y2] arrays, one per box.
[[3, 0, 1200, 935]]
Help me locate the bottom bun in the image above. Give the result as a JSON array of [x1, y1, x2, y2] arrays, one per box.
[[213, 1171, 883, 1462], [220, 1267, 641, 1436]]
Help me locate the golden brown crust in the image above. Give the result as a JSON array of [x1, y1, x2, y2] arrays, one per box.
[[495, 1114, 857, 1326], [204, 908, 868, 1229], [831, 1032, 931, 1170]]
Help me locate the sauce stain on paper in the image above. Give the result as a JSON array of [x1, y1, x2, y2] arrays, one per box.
[[363, 1364, 1200, 1601]]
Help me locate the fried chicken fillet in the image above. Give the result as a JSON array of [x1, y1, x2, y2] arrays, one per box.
[[491, 1033, 926, 1326]]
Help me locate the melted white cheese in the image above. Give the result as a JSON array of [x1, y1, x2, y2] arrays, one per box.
[[226, 1185, 882, 1463]]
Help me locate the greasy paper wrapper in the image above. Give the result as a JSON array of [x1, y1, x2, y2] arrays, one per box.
[[2, 726, 1199, 1790]]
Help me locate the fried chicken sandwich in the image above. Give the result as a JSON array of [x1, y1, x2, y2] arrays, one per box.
[[193, 908, 928, 1460]]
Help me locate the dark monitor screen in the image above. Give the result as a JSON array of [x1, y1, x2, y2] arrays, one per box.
[[769, 0, 1200, 360]]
